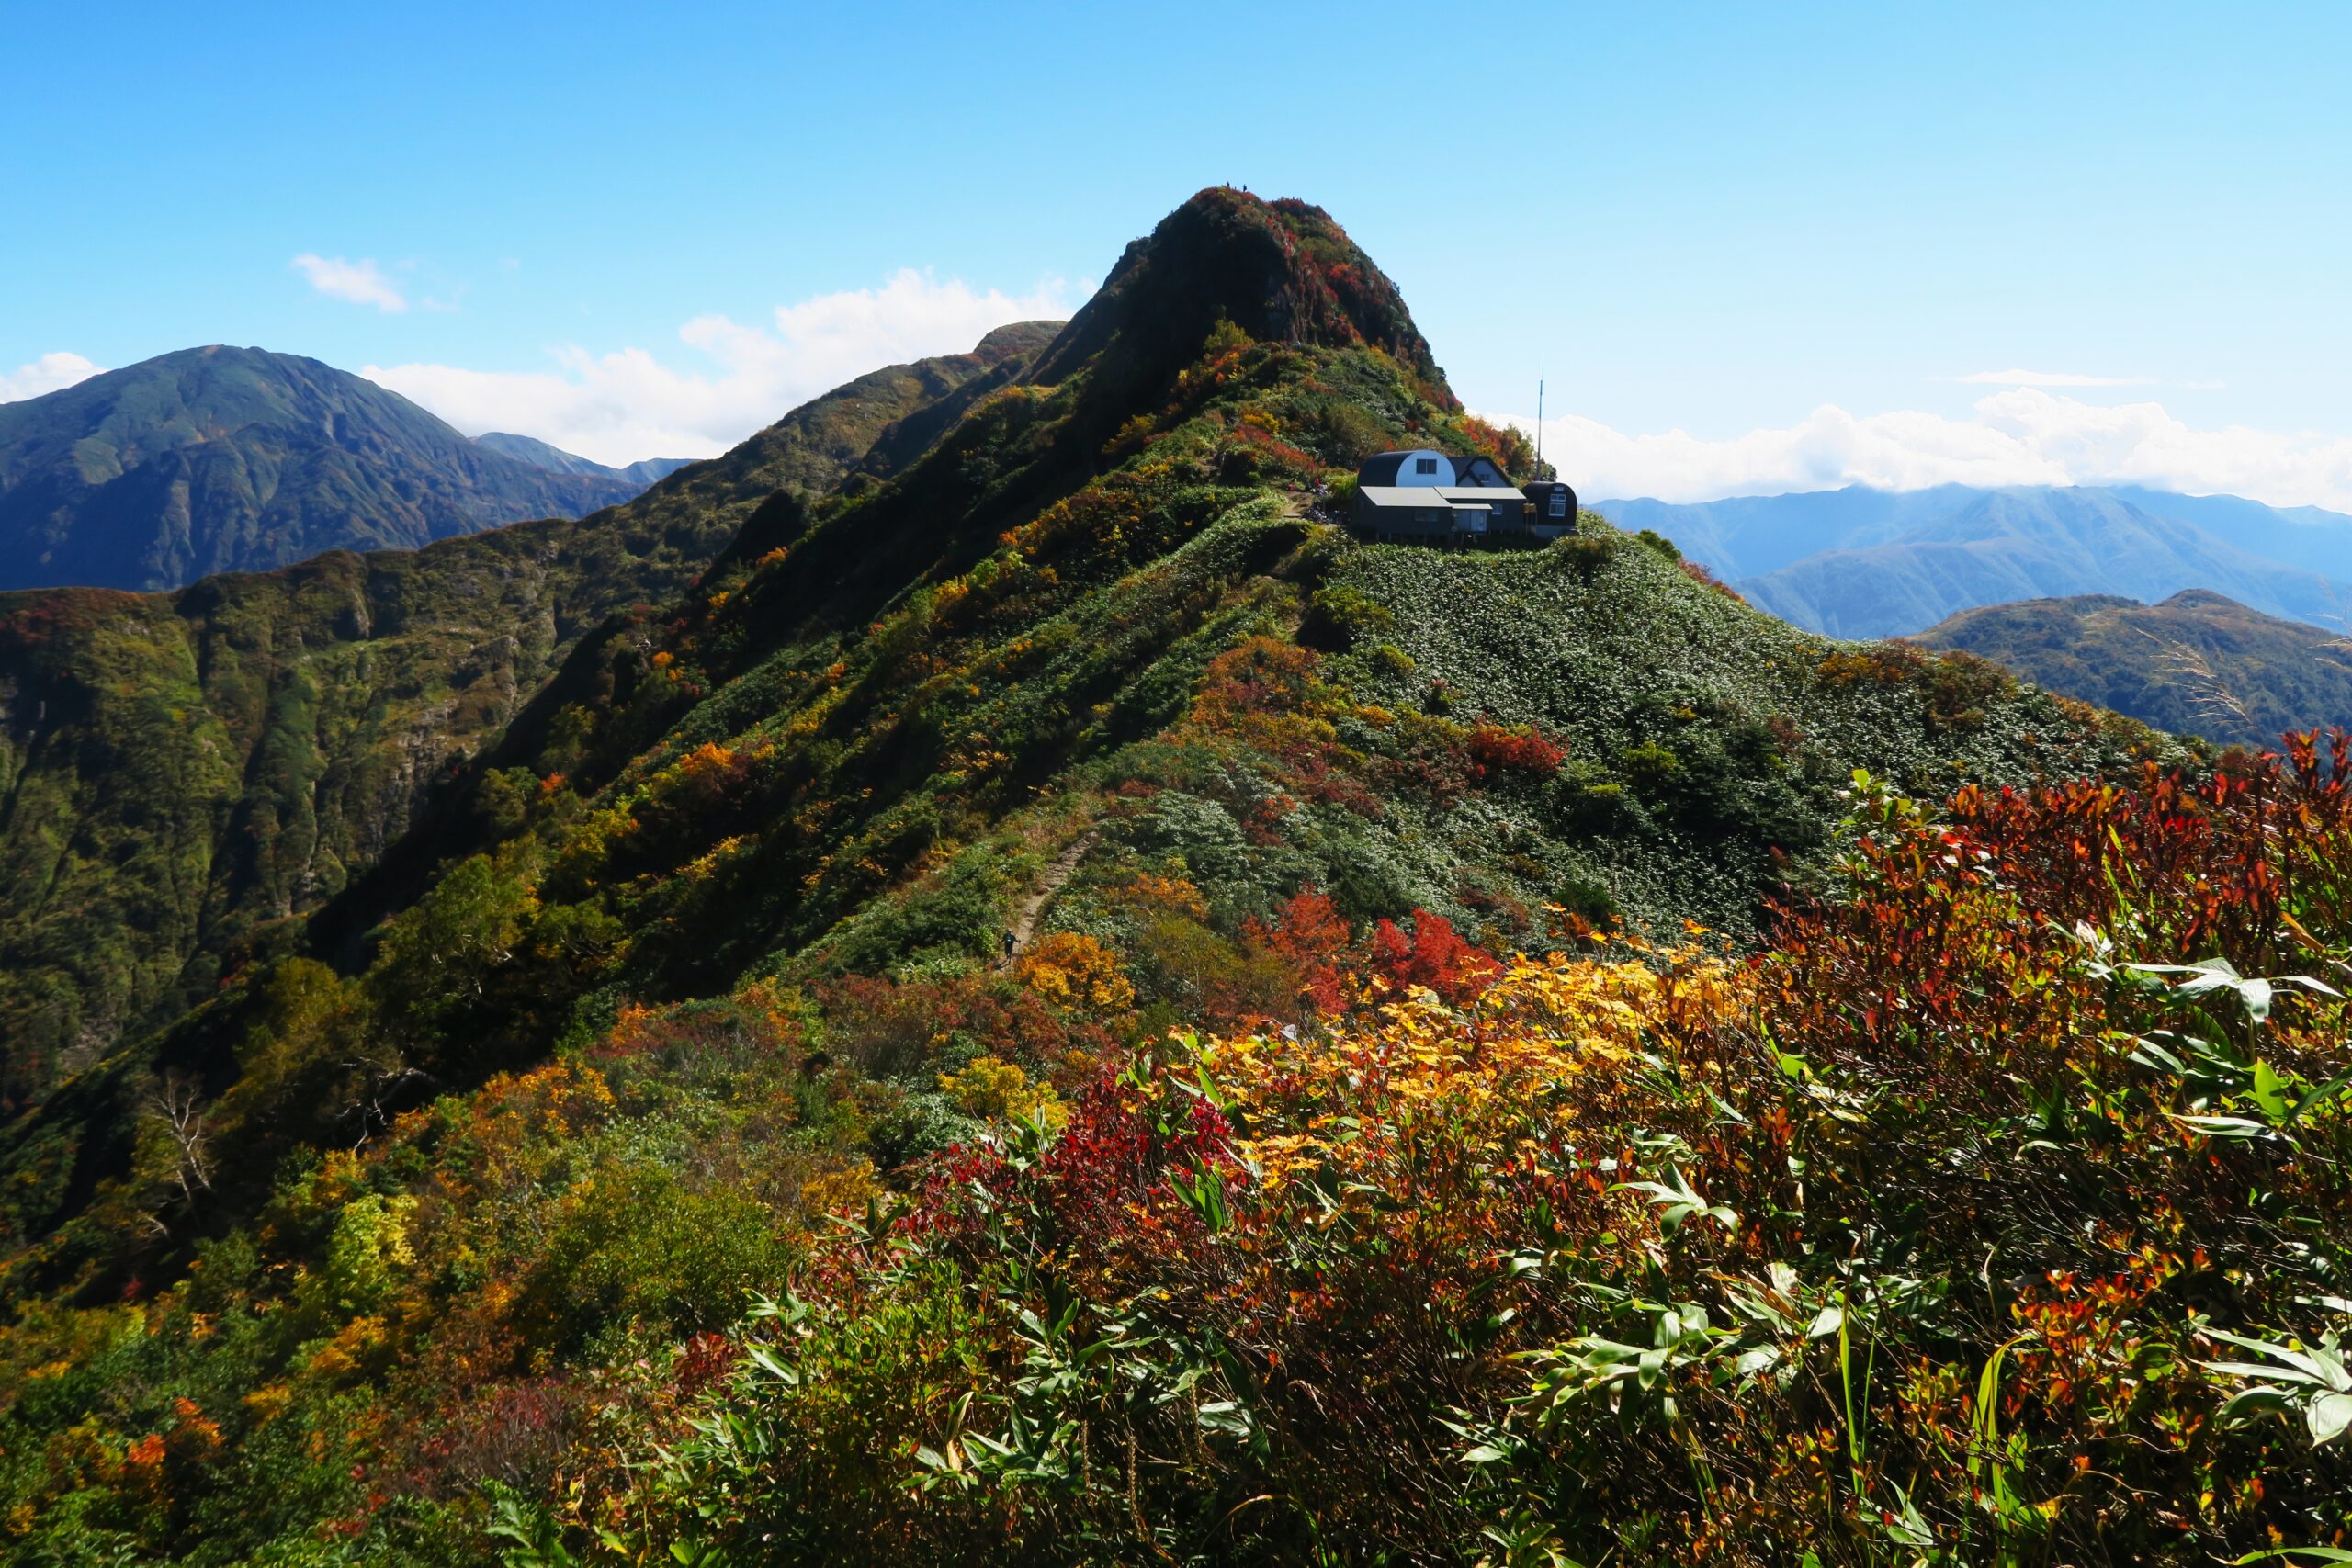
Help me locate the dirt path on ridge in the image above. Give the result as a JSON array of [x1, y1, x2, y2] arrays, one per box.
[[1000, 832, 1099, 967]]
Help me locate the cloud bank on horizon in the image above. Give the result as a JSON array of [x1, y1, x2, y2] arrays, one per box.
[[363, 268, 1080, 467], [1491, 389, 2352, 514]]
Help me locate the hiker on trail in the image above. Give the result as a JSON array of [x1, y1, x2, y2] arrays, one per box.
[[1002, 929, 1017, 963]]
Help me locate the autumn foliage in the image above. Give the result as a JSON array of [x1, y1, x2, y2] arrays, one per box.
[[523, 740, 2352, 1564], [19, 739, 2352, 1562]]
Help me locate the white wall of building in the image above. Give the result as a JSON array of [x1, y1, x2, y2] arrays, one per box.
[[1391, 449, 1454, 487]]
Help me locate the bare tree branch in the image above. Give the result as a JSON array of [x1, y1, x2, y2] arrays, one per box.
[[143, 1069, 214, 1206]]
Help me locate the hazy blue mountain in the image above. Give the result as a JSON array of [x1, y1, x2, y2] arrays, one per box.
[[1592, 487, 1973, 580], [475, 430, 696, 487], [1594, 484, 2352, 639], [2102, 487, 2352, 580], [620, 456, 697, 484], [0, 346, 642, 591]]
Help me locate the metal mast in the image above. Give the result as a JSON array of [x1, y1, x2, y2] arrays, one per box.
[[1535, 373, 1544, 473]]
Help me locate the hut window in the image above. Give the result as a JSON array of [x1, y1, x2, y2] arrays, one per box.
[[1414, 457, 1437, 475]]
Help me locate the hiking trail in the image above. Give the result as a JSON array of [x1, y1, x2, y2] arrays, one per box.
[[1002, 832, 1099, 965]]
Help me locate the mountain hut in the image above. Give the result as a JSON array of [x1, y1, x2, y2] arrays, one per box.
[[1351, 448, 1533, 540]]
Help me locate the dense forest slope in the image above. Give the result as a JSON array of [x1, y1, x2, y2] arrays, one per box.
[[1600, 483, 2352, 637], [0, 324, 1052, 1101], [1915, 587, 2352, 746], [14, 194, 2323, 1568], [0, 348, 648, 591]]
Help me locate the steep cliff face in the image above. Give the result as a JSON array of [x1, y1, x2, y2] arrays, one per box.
[[0, 328, 1057, 1099]]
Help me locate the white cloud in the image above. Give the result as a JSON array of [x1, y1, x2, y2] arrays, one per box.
[[0, 351, 103, 402], [1952, 367, 2155, 388], [291, 254, 408, 312], [1492, 391, 2352, 513], [364, 268, 1079, 467]]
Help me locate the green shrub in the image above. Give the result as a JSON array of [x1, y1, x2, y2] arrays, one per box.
[[513, 1159, 798, 1354], [1298, 584, 1394, 651]]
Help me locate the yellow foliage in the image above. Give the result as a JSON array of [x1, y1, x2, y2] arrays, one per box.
[[304, 1314, 392, 1382], [239, 1382, 292, 1427], [939, 1055, 1070, 1132], [1107, 872, 1210, 922], [682, 835, 749, 879], [324, 1194, 417, 1311], [1017, 931, 1136, 1013], [1201, 948, 1745, 1193], [800, 1157, 880, 1217]]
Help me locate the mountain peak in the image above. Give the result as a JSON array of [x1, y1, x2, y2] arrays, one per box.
[[1024, 186, 1450, 406], [0, 345, 646, 591]]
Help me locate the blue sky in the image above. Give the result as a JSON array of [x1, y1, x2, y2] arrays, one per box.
[[5, 2, 2349, 502]]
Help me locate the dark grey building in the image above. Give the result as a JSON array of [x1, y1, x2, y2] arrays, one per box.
[[1353, 486, 1466, 536]]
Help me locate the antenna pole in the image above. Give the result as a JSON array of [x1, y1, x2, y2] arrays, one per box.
[[1535, 372, 1544, 472]]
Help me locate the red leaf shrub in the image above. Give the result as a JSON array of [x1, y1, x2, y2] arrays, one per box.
[[1369, 908, 1500, 1005]]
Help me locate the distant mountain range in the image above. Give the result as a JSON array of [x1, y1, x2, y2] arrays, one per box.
[[0, 346, 686, 592], [1915, 589, 2352, 748], [473, 430, 696, 488], [1596, 484, 2352, 639]]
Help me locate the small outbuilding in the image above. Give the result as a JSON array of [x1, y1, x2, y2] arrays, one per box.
[[1518, 480, 1579, 538], [1433, 486, 1525, 531]]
